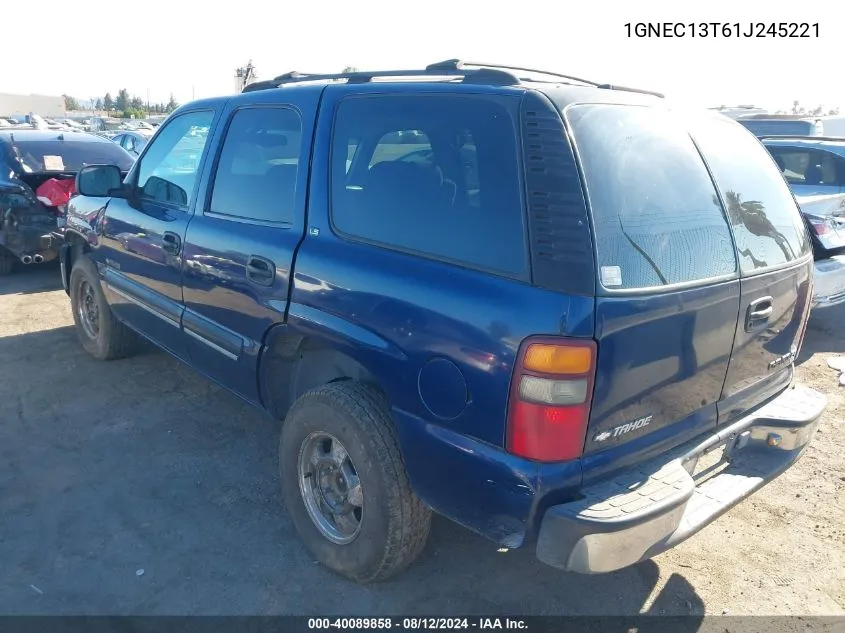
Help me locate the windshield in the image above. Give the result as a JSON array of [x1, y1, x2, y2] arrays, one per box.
[[9, 139, 135, 173]]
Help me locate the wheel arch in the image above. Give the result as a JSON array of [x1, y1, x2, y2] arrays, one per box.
[[259, 323, 392, 420], [61, 230, 91, 292]]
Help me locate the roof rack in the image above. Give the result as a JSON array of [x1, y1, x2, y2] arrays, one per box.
[[241, 64, 520, 92], [426, 60, 664, 97], [425, 59, 599, 87], [243, 59, 664, 98]]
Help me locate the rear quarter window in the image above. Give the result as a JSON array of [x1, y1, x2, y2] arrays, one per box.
[[690, 115, 811, 273], [565, 104, 737, 290]]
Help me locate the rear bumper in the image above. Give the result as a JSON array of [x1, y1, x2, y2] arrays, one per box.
[[0, 226, 59, 262], [536, 383, 826, 574], [812, 255, 845, 308]]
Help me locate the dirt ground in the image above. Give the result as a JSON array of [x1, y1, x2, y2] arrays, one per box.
[[1, 265, 843, 616]]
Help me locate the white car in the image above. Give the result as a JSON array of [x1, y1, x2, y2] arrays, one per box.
[[797, 193, 845, 308]]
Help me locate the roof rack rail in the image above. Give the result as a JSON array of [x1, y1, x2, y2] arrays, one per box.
[[243, 59, 665, 98], [429, 60, 664, 98], [243, 65, 520, 92], [425, 59, 600, 87], [595, 83, 665, 99]]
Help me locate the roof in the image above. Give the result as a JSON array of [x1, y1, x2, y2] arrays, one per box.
[[0, 129, 111, 143]]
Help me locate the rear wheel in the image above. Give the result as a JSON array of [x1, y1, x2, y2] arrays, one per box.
[[69, 256, 140, 360], [280, 381, 431, 582]]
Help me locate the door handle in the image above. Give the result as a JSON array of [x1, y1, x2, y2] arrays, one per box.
[[246, 255, 275, 286], [745, 296, 774, 331], [162, 231, 181, 255]]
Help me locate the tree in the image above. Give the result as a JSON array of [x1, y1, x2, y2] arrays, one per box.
[[792, 100, 800, 115], [115, 89, 130, 112], [103, 92, 114, 110], [63, 95, 81, 110], [166, 93, 179, 113], [342, 66, 359, 73], [810, 104, 824, 116], [129, 96, 145, 110], [122, 107, 146, 119], [829, 107, 841, 116], [95, 97, 104, 110]]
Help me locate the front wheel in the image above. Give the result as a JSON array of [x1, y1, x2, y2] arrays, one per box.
[[280, 381, 431, 582], [69, 256, 140, 360]]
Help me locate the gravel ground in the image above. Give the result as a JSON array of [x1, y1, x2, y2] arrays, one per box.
[[1, 265, 843, 616]]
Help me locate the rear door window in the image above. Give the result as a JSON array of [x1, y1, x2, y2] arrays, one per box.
[[566, 104, 737, 290], [690, 115, 811, 273], [330, 94, 527, 279]]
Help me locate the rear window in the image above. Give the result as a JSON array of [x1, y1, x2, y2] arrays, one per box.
[[566, 104, 737, 290], [8, 139, 135, 172], [690, 115, 811, 272]]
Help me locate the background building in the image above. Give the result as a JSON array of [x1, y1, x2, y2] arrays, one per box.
[[0, 93, 65, 118]]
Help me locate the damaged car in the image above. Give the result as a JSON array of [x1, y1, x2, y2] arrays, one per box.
[[797, 193, 845, 308], [0, 129, 135, 274]]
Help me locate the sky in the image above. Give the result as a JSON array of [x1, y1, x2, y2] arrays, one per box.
[[5, 0, 840, 113]]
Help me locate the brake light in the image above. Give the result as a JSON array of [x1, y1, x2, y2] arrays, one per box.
[[506, 337, 597, 462], [808, 217, 829, 235]]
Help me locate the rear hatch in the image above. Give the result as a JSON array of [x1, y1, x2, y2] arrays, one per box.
[[560, 105, 812, 472]]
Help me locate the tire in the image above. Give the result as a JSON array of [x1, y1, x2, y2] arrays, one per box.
[[69, 256, 140, 360], [0, 248, 14, 275], [280, 381, 431, 582]]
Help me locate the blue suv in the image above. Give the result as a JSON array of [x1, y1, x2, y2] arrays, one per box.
[[59, 61, 826, 582]]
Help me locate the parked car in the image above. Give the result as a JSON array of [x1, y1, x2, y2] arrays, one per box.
[[109, 130, 153, 157], [762, 137, 845, 198], [59, 61, 825, 583], [737, 115, 824, 138], [795, 194, 845, 308], [0, 129, 135, 274], [757, 137, 845, 307]]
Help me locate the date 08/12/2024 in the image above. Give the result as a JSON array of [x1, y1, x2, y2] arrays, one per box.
[[625, 22, 819, 38]]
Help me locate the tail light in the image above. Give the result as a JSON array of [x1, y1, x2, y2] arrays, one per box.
[[807, 217, 829, 235], [506, 337, 597, 462]]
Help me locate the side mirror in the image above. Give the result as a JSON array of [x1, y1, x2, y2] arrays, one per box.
[[76, 164, 124, 197]]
